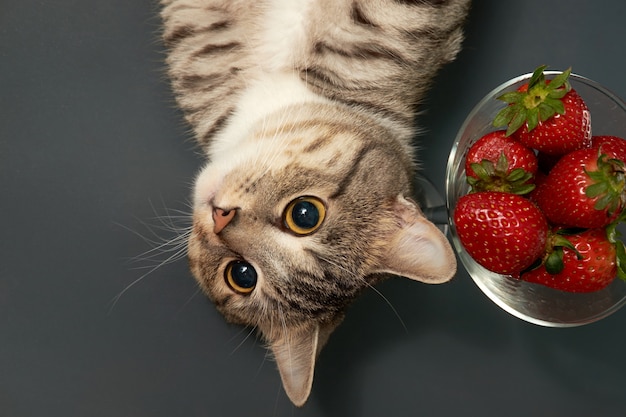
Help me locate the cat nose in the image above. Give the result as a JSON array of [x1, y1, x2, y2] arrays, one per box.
[[212, 207, 237, 234]]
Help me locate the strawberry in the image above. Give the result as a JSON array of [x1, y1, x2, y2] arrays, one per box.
[[465, 130, 538, 194], [591, 135, 626, 162], [521, 228, 617, 293], [493, 66, 592, 156], [606, 210, 626, 281], [454, 191, 549, 275], [528, 170, 548, 202], [532, 148, 626, 228]]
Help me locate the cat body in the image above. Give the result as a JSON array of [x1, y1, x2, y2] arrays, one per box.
[[161, 0, 469, 406]]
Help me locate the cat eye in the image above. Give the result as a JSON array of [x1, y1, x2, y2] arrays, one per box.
[[283, 196, 326, 235], [225, 260, 257, 295]]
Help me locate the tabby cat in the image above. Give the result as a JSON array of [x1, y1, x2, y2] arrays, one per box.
[[160, 0, 469, 406]]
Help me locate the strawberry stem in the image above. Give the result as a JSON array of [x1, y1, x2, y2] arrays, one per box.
[[543, 231, 583, 275], [584, 152, 626, 216], [606, 210, 626, 281], [467, 152, 535, 195], [545, 247, 565, 274], [493, 65, 572, 136]]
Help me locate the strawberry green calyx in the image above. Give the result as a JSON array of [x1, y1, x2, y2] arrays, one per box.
[[606, 210, 626, 281], [585, 153, 626, 216], [493, 65, 573, 136], [543, 231, 582, 275], [467, 152, 535, 194]]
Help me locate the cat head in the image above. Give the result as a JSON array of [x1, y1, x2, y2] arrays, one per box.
[[187, 104, 456, 406]]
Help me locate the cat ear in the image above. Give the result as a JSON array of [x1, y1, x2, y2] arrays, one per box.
[[268, 324, 319, 407], [376, 195, 457, 283]]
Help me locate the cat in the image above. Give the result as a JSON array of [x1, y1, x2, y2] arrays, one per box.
[[160, 0, 469, 406]]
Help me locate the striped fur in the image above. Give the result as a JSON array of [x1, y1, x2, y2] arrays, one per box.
[[161, 0, 469, 146], [161, 0, 469, 406]]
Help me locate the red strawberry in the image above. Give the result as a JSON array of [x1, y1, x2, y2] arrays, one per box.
[[532, 148, 626, 228], [465, 130, 538, 194], [528, 170, 548, 202], [493, 66, 591, 156], [521, 228, 617, 293], [454, 192, 549, 275], [591, 135, 626, 161]]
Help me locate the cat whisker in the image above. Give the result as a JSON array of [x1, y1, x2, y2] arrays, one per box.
[[118, 222, 191, 264], [226, 323, 254, 346], [108, 240, 190, 313], [362, 281, 408, 335], [316, 254, 408, 334], [171, 285, 203, 319], [257, 346, 273, 378], [115, 199, 191, 244], [128, 197, 191, 249], [147, 198, 194, 232], [127, 247, 188, 268], [114, 220, 165, 248], [111, 200, 193, 312], [228, 325, 258, 356]]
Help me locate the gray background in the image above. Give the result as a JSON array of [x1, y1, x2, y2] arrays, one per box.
[[2, 1, 625, 416]]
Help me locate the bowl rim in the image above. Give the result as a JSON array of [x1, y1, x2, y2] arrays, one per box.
[[445, 71, 626, 327]]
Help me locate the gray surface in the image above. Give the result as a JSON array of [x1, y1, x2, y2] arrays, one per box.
[[2, 1, 625, 416]]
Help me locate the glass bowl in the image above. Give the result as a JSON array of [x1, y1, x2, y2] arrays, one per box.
[[446, 71, 626, 327]]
